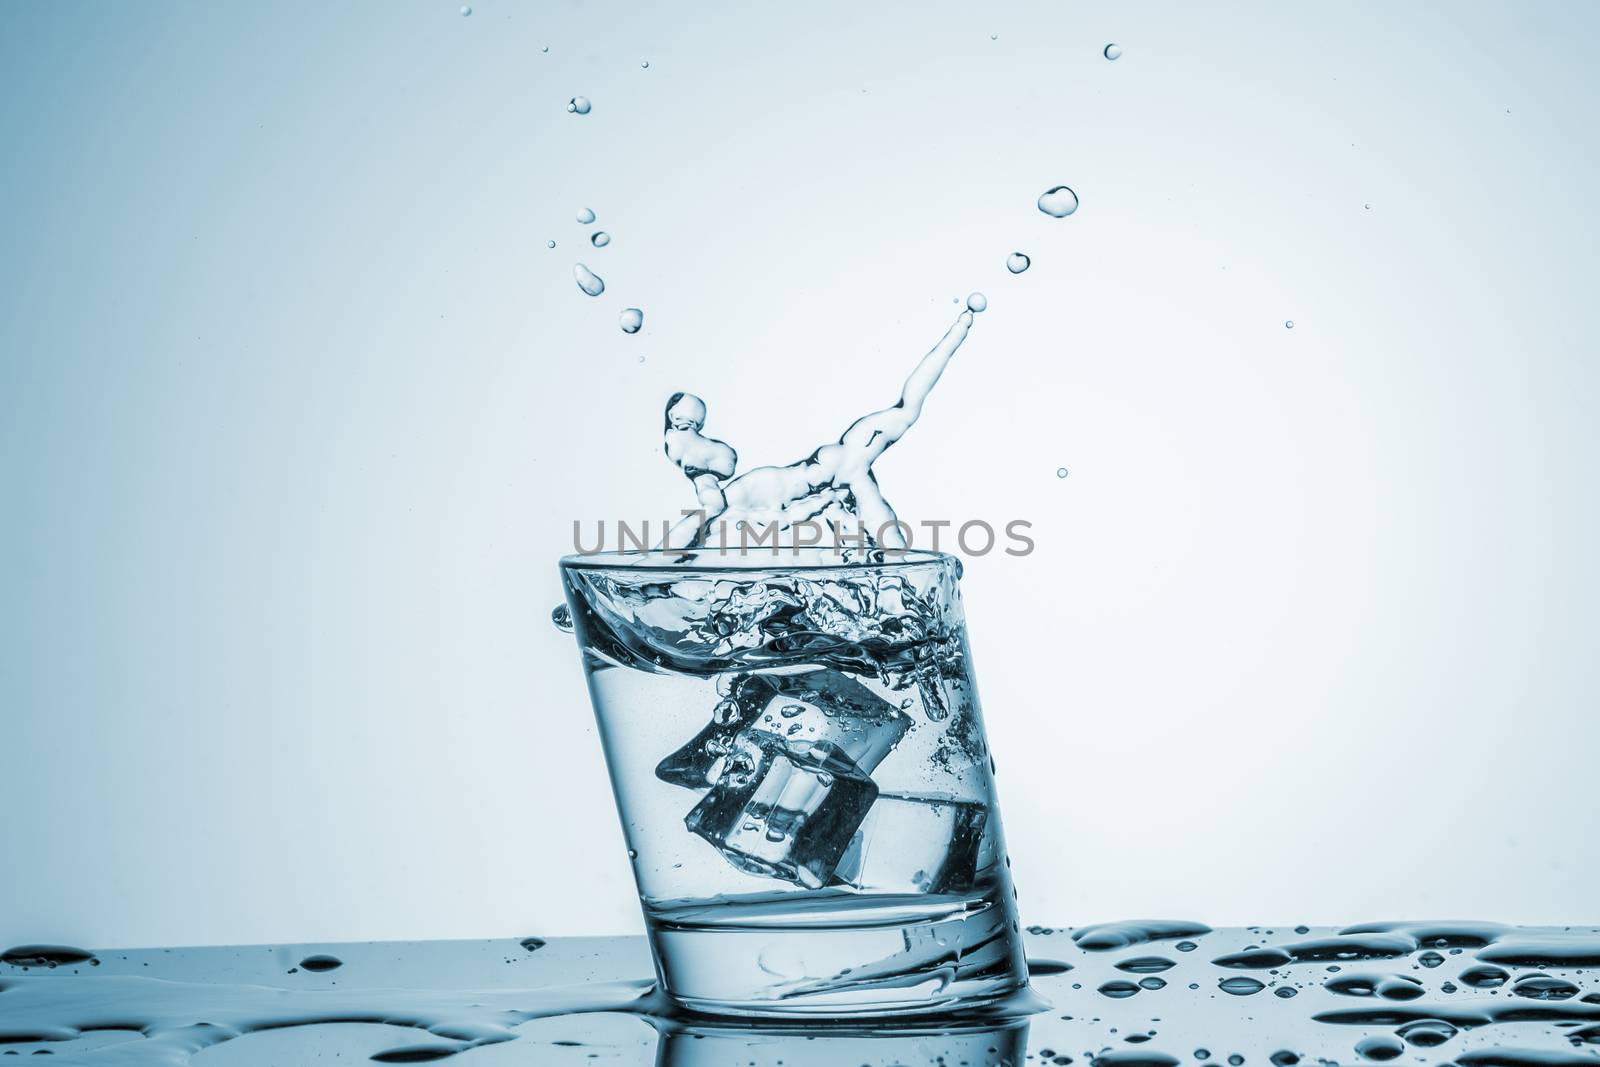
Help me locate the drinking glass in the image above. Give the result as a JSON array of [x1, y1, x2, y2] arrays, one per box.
[[559, 547, 1028, 1017]]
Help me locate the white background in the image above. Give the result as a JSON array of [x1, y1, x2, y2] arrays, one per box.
[[2, 0, 1596, 949]]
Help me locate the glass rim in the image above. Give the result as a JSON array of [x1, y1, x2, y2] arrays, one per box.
[[559, 547, 956, 574]]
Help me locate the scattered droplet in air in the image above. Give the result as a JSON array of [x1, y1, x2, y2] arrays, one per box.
[[459, 5, 471, 15], [541, 46, 549, 53], [620, 308, 644, 334], [1364, 203, 1372, 210], [1104, 43, 1122, 60], [1057, 467, 1068, 478], [1006, 252, 1031, 274], [567, 96, 592, 115], [1285, 320, 1295, 329], [577, 207, 596, 224], [990, 34, 998, 40], [591, 231, 611, 247], [551, 604, 573, 631], [546, 240, 556, 249], [574, 264, 605, 297], [966, 292, 988, 313], [1038, 185, 1079, 217]]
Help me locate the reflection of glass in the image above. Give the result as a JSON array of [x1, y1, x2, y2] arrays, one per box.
[[653, 1015, 1031, 1067], [560, 548, 1029, 1017]]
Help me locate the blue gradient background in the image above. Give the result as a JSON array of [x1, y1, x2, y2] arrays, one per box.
[[2, 1, 1596, 949]]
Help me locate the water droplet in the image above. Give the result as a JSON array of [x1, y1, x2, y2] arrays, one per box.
[[1038, 185, 1079, 217], [1285, 320, 1295, 329], [1511, 974, 1580, 1000], [641, 60, 649, 68], [1228, 1056, 1244, 1066], [459, 4, 471, 15], [1175, 940, 1199, 952], [574, 263, 605, 297], [577, 207, 596, 224], [1461, 964, 1510, 988], [1364, 203, 1372, 210], [1006, 252, 1031, 274], [551, 604, 573, 631], [541, 45, 549, 53], [518, 936, 545, 952], [591, 231, 611, 247], [567, 96, 592, 115], [1098, 979, 1141, 999], [1417, 950, 1444, 968], [619, 307, 643, 334], [966, 292, 988, 312], [1354, 1036, 1403, 1062], [1269, 1053, 1298, 1067], [1396, 1020, 1457, 1048], [1, 945, 96, 968], [298, 955, 342, 973], [990, 33, 998, 40], [1195, 1051, 1211, 1061], [1104, 43, 1122, 60], [1275, 984, 1299, 999], [546, 240, 556, 249], [1138, 976, 1167, 990], [1219, 976, 1265, 996], [1056, 467, 1069, 478]]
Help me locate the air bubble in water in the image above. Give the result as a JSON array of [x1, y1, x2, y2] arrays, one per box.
[[1038, 185, 1079, 217], [577, 207, 596, 224], [1006, 252, 1031, 274], [551, 604, 573, 631], [620, 308, 643, 334], [966, 292, 988, 313], [574, 264, 605, 297], [568, 96, 592, 115], [592, 231, 611, 247], [1104, 43, 1122, 60]]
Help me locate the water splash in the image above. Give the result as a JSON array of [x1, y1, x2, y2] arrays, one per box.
[[574, 264, 605, 297], [1038, 185, 1079, 217], [619, 308, 643, 334], [659, 304, 978, 550]]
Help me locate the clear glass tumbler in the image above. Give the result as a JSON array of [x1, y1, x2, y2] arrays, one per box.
[[559, 548, 1028, 1017]]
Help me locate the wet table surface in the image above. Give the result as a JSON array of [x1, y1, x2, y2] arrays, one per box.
[[3, 922, 1599, 1065]]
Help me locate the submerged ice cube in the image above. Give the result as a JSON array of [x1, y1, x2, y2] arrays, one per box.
[[684, 734, 878, 889], [744, 669, 911, 772], [831, 793, 989, 895], [656, 669, 911, 790]]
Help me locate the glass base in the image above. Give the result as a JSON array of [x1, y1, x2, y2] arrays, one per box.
[[645, 889, 1029, 1018]]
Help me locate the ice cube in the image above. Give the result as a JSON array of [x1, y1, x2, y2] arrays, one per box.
[[831, 793, 990, 895], [742, 669, 911, 773], [657, 669, 910, 790], [684, 734, 878, 889]]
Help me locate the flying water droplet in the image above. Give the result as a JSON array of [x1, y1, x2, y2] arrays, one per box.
[[551, 604, 573, 631], [591, 231, 611, 247], [966, 292, 988, 312], [541, 45, 549, 53], [1038, 185, 1079, 217], [1006, 252, 1031, 273], [459, 4, 471, 15], [577, 207, 596, 224], [574, 264, 605, 297], [1104, 43, 1122, 60], [641, 60, 650, 68], [1285, 320, 1295, 329], [619, 308, 643, 334], [567, 96, 592, 115], [1056, 467, 1069, 478]]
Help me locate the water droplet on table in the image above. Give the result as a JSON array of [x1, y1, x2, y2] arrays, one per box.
[[1006, 252, 1031, 273], [1038, 185, 1079, 217], [1219, 976, 1265, 996], [574, 264, 605, 296]]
